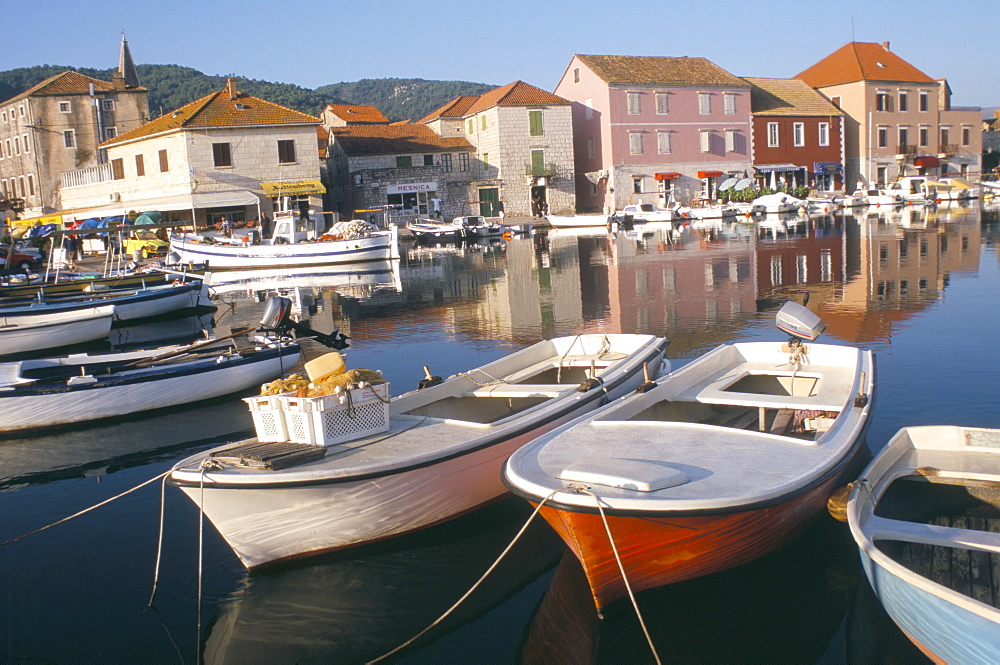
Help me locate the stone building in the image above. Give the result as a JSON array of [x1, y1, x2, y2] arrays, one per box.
[[59, 78, 324, 227], [0, 35, 149, 217]]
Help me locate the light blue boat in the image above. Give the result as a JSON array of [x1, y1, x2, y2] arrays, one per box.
[[847, 426, 1000, 664]]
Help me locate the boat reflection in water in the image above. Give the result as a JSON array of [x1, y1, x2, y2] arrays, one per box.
[[202, 499, 563, 665]]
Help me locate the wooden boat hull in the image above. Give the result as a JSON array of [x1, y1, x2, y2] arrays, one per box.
[[0, 305, 115, 356], [546, 214, 608, 228], [848, 426, 1000, 663], [0, 270, 174, 299], [169, 229, 397, 269], [532, 466, 856, 611], [0, 281, 206, 322], [0, 341, 300, 433], [171, 334, 670, 568]]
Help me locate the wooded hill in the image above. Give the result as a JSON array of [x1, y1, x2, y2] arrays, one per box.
[[0, 64, 497, 123]]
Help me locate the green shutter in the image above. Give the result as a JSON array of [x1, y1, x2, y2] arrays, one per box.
[[529, 110, 543, 136]]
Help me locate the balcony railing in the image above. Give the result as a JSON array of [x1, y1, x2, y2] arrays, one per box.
[[61, 163, 112, 188], [524, 163, 557, 177], [938, 144, 959, 156], [895, 145, 917, 157]]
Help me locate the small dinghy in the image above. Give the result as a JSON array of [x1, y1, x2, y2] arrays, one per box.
[[502, 302, 875, 611], [170, 332, 670, 569], [0, 330, 301, 434], [846, 425, 1000, 663]]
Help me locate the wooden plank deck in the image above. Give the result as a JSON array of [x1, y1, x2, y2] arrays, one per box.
[[898, 515, 1000, 609], [211, 440, 327, 470]]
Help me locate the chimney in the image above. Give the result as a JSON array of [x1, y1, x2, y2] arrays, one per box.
[[881, 41, 890, 51], [226, 77, 239, 100]]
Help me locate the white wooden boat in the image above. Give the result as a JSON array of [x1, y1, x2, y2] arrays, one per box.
[[456, 215, 506, 238], [846, 425, 1000, 663], [503, 303, 875, 611], [169, 213, 398, 269], [169, 333, 670, 568], [751, 193, 807, 214], [546, 214, 610, 228], [618, 203, 675, 224], [0, 280, 208, 322], [0, 305, 116, 357], [0, 334, 301, 434], [405, 219, 465, 242]]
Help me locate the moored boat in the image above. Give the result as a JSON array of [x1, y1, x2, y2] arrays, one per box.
[[0, 280, 209, 323], [846, 425, 1000, 663], [546, 214, 610, 228], [502, 302, 875, 611], [0, 305, 116, 357], [169, 333, 670, 569], [405, 218, 465, 242], [169, 212, 398, 269], [0, 332, 301, 434]]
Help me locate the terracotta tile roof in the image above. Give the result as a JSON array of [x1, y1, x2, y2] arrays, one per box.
[[576, 55, 748, 88], [330, 124, 473, 155], [317, 126, 329, 159], [324, 104, 389, 123], [10, 70, 144, 102], [419, 96, 479, 123], [795, 42, 936, 88], [103, 81, 318, 146], [744, 77, 843, 116]]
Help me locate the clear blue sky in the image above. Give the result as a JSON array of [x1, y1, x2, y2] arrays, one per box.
[[3, 0, 994, 110]]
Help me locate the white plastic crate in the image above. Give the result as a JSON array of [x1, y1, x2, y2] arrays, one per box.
[[244, 391, 291, 442], [280, 383, 390, 446]]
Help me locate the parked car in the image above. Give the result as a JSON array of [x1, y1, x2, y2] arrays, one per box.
[[0, 244, 42, 273], [123, 230, 169, 259]]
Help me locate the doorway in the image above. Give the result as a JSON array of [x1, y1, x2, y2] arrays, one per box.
[[530, 185, 547, 217], [479, 188, 499, 216]]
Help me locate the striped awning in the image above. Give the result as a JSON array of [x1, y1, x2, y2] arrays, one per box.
[[754, 163, 801, 173]]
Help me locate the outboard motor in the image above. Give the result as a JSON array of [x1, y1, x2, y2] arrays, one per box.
[[259, 296, 350, 350], [775, 301, 825, 342]]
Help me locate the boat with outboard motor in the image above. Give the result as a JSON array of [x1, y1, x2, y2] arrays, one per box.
[[169, 330, 670, 569], [502, 302, 875, 611]]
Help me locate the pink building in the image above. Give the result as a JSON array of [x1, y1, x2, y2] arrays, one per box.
[[554, 54, 753, 213]]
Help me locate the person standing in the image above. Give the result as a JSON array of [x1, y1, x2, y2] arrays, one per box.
[[431, 197, 441, 219], [497, 199, 506, 222]]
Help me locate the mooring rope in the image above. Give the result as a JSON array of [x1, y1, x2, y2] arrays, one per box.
[[147, 473, 170, 607], [196, 468, 207, 665], [0, 469, 170, 547], [575, 487, 662, 665], [366, 489, 561, 665]]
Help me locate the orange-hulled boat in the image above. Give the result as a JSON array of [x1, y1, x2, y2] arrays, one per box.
[[503, 302, 875, 611]]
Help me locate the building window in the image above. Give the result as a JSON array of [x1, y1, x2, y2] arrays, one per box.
[[724, 93, 736, 115], [898, 127, 909, 149], [441, 153, 452, 172], [467, 119, 474, 135], [18, 176, 24, 197], [4, 140, 9, 157], [656, 93, 669, 114], [13, 138, 18, 156], [877, 127, 888, 148], [1, 111, 6, 122], [63, 130, 75, 148], [277, 140, 296, 164], [59, 101, 71, 113], [876, 92, 889, 111], [529, 110, 543, 136], [104, 127, 117, 140], [111, 158, 124, 180], [700, 130, 712, 152], [698, 93, 711, 115], [135, 154, 145, 177], [657, 131, 671, 154], [627, 92, 641, 115], [793, 123, 804, 147], [481, 115, 487, 131], [530, 149, 545, 175], [459, 153, 470, 171], [584, 98, 593, 120], [481, 153, 489, 175], [396, 155, 412, 168], [919, 91, 929, 112], [21, 134, 29, 153], [632, 176, 643, 193], [767, 122, 779, 147], [919, 127, 929, 147], [818, 122, 829, 147], [0, 180, 6, 197], [629, 132, 643, 155], [159, 149, 169, 172], [940, 128, 950, 147], [586, 137, 596, 159], [213, 142, 232, 167], [27, 174, 34, 196], [573, 67, 580, 83], [423, 154, 434, 166], [962, 127, 971, 146], [725, 129, 737, 153], [102, 99, 115, 111], [899, 92, 908, 112]]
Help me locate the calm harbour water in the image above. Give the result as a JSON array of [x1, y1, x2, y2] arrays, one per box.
[[2, 202, 999, 664]]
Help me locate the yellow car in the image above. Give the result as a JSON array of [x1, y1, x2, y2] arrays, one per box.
[[123, 230, 169, 259]]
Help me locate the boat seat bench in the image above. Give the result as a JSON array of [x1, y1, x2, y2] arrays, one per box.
[[469, 384, 568, 398], [679, 360, 856, 412]]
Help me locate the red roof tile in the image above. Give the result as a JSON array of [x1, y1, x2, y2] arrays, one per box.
[[576, 55, 748, 88], [419, 82, 569, 123], [330, 124, 473, 155], [324, 104, 389, 124], [103, 81, 318, 146], [10, 70, 145, 102], [743, 77, 843, 116], [796, 42, 936, 88]]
